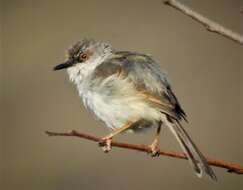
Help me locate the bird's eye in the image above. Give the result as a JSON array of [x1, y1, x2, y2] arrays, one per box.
[[79, 53, 88, 62]]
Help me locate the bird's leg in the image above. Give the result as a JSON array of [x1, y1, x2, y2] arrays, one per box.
[[149, 122, 162, 157], [99, 122, 133, 153]]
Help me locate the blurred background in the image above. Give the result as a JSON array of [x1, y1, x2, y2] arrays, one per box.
[[1, 0, 243, 189]]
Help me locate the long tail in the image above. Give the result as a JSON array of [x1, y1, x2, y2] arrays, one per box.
[[164, 117, 217, 181]]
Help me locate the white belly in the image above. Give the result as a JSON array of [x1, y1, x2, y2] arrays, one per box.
[[78, 77, 162, 130]]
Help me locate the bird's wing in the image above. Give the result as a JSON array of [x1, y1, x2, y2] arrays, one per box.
[[92, 51, 187, 121]]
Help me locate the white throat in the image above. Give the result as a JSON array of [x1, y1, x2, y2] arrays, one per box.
[[67, 53, 111, 85]]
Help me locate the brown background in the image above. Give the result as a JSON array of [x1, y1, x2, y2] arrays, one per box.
[[1, 0, 243, 189]]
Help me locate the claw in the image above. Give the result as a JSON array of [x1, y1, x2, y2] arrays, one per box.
[[98, 138, 112, 153], [149, 143, 160, 157], [150, 149, 160, 157]]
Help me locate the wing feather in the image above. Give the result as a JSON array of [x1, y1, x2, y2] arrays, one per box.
[[92, 51, 187, 121]]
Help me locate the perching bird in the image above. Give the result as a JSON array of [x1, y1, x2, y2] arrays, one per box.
[[54, 39, 217, 180]]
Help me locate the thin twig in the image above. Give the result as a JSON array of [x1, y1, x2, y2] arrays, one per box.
[[45, 130, 243, 175], [164, 0, 243, 45]]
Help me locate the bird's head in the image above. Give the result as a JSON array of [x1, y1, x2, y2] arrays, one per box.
[[54, 39, 112, 82]]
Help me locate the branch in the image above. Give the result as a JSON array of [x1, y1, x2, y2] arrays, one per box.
[[45, 130, 243, 175], [164, 0, 243, 45]]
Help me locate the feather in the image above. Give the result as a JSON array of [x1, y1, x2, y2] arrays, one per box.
[[164, 117, 217, 181], [92, 51, 187, 122]]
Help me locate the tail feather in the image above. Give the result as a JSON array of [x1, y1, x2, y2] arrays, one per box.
[[165, 118, 217, 181]]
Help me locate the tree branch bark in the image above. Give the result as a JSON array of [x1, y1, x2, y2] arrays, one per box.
[[164, 0, 243, 45], [45, 130, 243, 175]]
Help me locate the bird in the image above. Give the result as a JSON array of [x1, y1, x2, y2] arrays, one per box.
[[54, 39, 217, 180]]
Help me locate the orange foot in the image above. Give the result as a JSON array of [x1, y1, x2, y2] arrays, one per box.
[[98, 137, 112, 153]]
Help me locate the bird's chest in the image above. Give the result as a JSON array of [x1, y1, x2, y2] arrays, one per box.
[[76, 78, 137, 129], [76, 76, 162, 130], [79, 87, 122, 129]]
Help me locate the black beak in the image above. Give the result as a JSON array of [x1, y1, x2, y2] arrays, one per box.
[[53, 59, 74, 71]]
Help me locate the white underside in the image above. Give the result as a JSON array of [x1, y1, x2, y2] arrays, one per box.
[[81, 76, 162, 130]]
